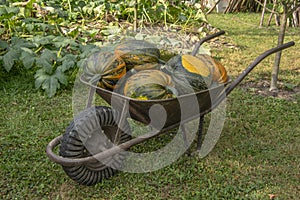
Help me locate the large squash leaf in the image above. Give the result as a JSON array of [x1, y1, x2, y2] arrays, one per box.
[[20, 47, 36, 69], [2, 47, 19, 72], [35, 49, 57, 74], [34, 68, 67, 98], [58, 54, 77, 72], [1, 37, 37, 71]]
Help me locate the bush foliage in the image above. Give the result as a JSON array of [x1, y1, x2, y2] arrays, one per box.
[[0, 0, 207, 97]]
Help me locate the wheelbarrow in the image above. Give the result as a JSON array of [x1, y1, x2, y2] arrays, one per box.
[[46, 31, 295, 186]]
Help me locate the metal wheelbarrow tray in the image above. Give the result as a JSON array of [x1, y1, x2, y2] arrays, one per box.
[[46, 31, 295, 186]]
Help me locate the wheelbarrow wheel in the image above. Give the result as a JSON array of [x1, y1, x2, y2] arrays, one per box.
[[59, 106, 131, 186]]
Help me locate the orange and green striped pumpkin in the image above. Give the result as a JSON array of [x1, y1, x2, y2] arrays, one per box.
[[115, 40, 161, 70], [123, 70, 177, 100], [84, 51, 127, 90]]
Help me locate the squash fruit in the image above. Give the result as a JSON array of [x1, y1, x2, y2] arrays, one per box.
[[161, 54, 213, 94], [123, 70, 177, 100], [115, 40, 161, 70], [84, 51, 127, 90], [161, 54, 228, 95]]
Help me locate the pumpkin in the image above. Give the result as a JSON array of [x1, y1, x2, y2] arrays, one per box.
[[123, 70, 177, 100], [115, 40, 161, 70], [161, 54, 213, 95], [131, 62, 163, 72], [195, 54, 228, 84], [84, 51, 127, 90]]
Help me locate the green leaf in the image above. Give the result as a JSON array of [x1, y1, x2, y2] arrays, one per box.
[[33, 35, 55, 46], [0, 39, 9, 50], [40, 49, 57, 62], [79, 44, 100, 59], [53, 36, 72, 48], [25, 24, 34, 32], [34, 68, 66, 98], [0, 28, 5, 35], [42, 75, 59, 98], [11, 37, 35, 48], [54, 69, 67, 85], [34, 69, 48, 89], [36, 49, 56, 73], [20, 48, 35, 69], [2, 48, 20, 72], [35, 57, 53, 74], [0, 6, 19, 18], [61, 59, 75, 72], [59, 54, 76, 72], [77, 0, 86, 8], [77, 59, 87, 69]]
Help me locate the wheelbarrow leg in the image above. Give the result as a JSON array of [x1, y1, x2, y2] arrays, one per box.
[[86, 87, 96, 108], [181, 124, 191, 156], [196, 115, 205, 151]]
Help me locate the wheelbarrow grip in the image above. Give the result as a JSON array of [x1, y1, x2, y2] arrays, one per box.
[[225, 41, 295, 96], [191, 30, 225, 56]]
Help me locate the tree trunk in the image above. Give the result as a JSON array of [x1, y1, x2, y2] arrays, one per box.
[[292, 7, 300, 27], [260, 0, 267, 27], [269, 10, 288, 94], [275, 14, 280, 26], [267, 0, 277, 26]]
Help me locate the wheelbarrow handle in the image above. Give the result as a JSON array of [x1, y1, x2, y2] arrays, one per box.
[[200, 41, 295, 117], [225, 41, 295, 96], [191, 30, 225, 56]]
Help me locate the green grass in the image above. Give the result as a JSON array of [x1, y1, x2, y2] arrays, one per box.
[[1, 13, 300, 199]]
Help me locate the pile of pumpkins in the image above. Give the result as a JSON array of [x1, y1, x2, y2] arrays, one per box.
[[84, 39, 228, 100]]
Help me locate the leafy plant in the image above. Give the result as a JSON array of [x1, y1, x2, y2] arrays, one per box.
[[0, 5, 20, 38], [138, 0, 207, 26], [0, 0, 208, 97], [0, 34, 100, 97], [1, 37, 36, 71], [32, 36, 100, 97]]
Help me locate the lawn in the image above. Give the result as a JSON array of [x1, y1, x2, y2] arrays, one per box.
[[1, 13, 299, 199]]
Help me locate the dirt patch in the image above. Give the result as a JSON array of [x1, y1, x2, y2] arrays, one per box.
[[240, 80, 300, 103]]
